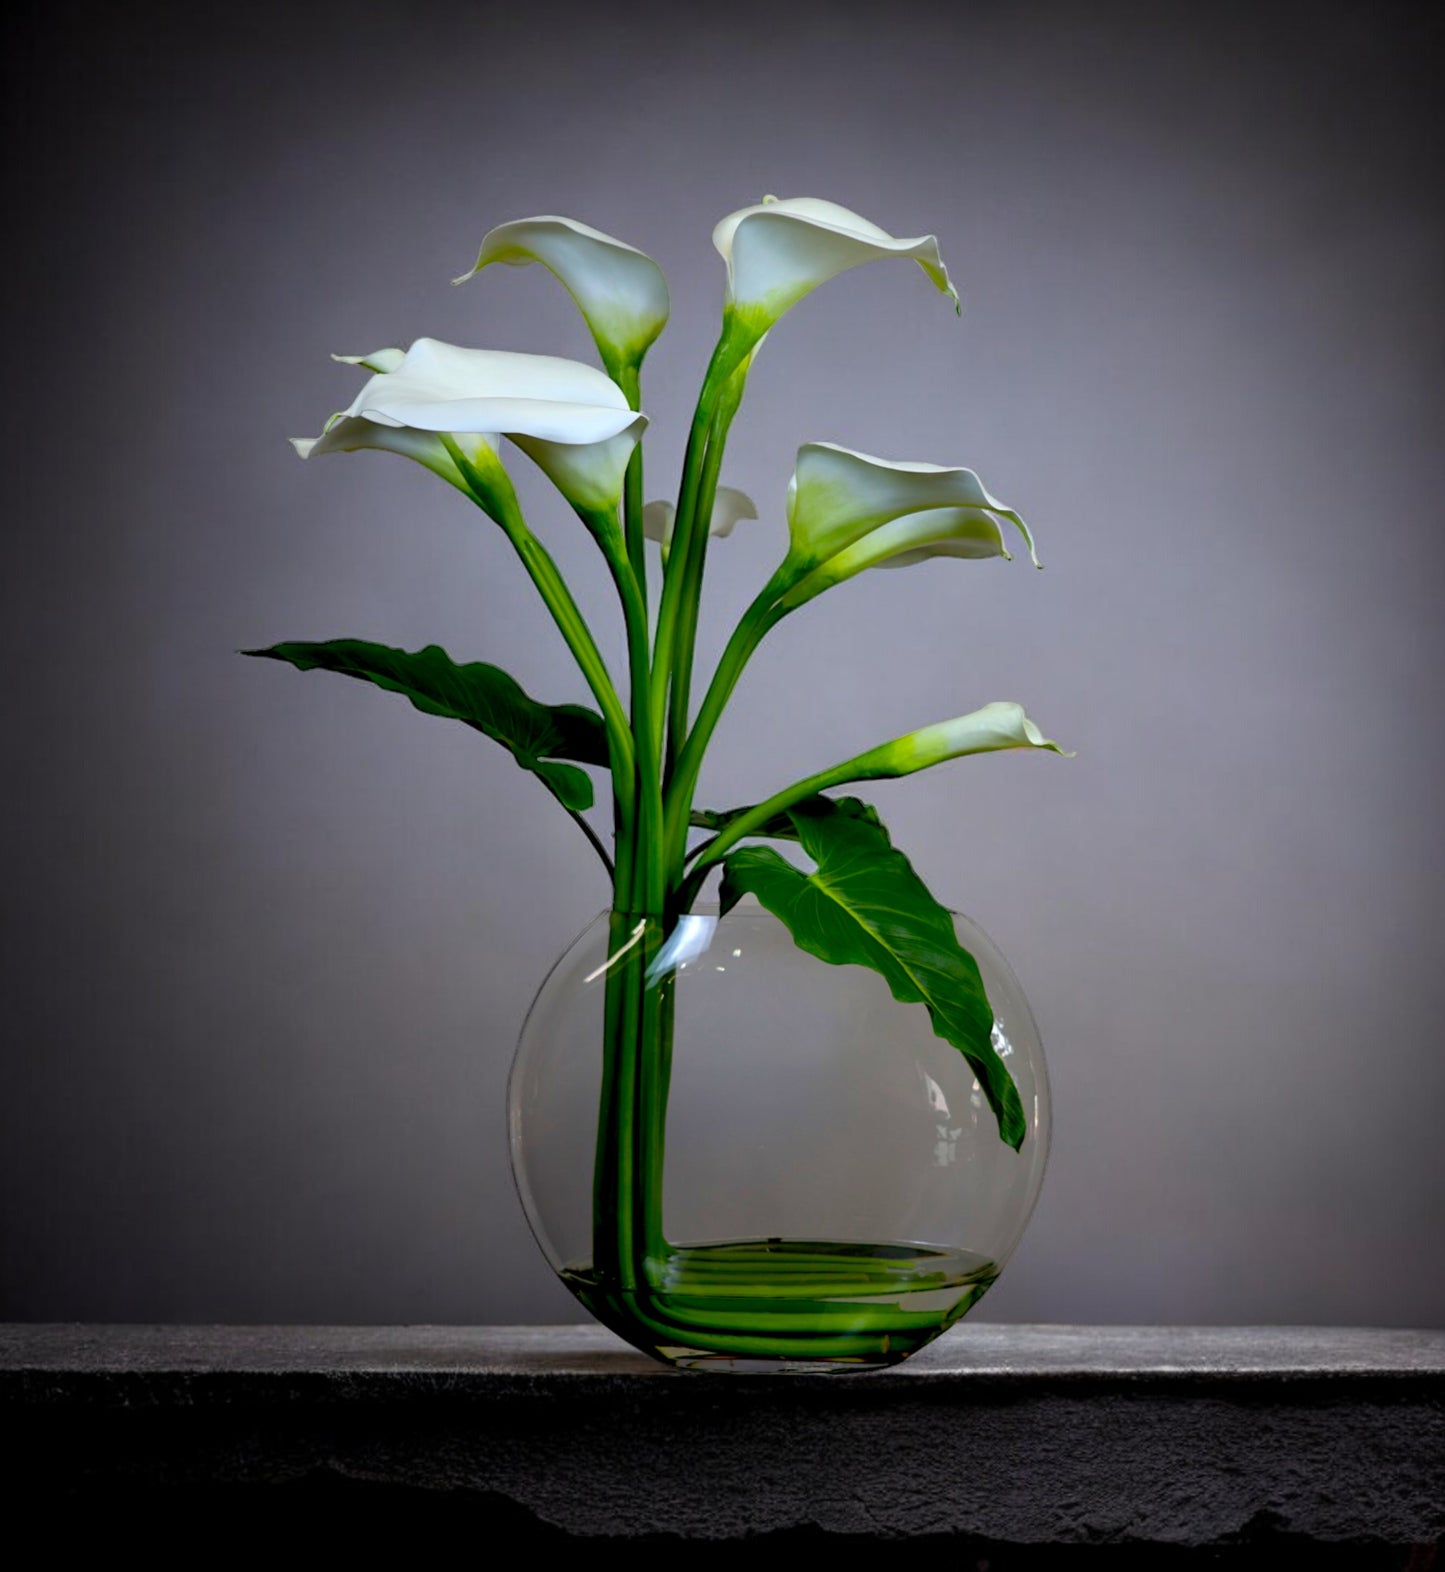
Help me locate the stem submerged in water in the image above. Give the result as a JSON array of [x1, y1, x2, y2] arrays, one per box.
[[574, 322, 993, 1367], [591, 912, 671, 1291]]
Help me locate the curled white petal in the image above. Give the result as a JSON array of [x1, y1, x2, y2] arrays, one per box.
[[297, 339, 646, 513], [786, 441, 1037, 572], [781, 505, 1010, 608], [714, 197, 958, 331], [870, 702, 1069, 778], [642, 486, 758, 547], [901, 702, 1069, 767], [331, 347, 406, 374], [344, 338, 636, 444], [456, 215, 669, 377], [706, 485, 759, 539], [511, 420, 647, 515], [291, 418, 495, 493], [868, 510, 1010, 568], [642, 499, 675, 544]]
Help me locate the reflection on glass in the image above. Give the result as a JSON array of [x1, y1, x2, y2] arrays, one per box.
[[511, 899, 1051, 1371]]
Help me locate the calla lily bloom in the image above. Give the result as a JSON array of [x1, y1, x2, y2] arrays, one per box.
[[643, 486, 758, 549], [780, 505, 1011, 608], [337, 338, 639, 443], [690, 701, 1068, 876], [852, 701, 1070, 781], [782, 441, 1038, 578], [293, 344, 485, 493], [455, 216, 669, 387], [292, 337, 647, 516], [713, 197, 958, 366]]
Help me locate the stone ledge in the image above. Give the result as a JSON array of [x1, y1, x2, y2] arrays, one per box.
[[2, 1323, 1441, 1552]]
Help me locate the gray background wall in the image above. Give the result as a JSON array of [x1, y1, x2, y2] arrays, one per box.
[[2, 0, 1441, 1327]]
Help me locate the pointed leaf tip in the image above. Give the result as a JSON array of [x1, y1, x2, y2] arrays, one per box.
[[719, 795, 1026, 1149], [245, 639, 609, 811]]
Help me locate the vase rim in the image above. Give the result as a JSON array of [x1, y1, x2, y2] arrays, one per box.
[[593, 893, 762, 924]]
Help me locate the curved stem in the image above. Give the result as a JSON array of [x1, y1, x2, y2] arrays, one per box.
[[664, 390, 741, 783], [616, 365, 647, 594], [441, 435, 638, 902], [661, 572, 789, 873], [687, 749, 886, 879], [592, 516, 664, 916], [682, 831, 719, 868], [568, 808, 615, 877]]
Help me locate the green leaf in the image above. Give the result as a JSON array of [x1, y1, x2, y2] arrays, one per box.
[[692, 794, 880, 840], [718, 795, 1025, 1150], [244, 639, 608, 811]]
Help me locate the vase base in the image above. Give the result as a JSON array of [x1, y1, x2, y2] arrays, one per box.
[[661, 1351, 907, 1374], [562, 1236, 997, 1372]]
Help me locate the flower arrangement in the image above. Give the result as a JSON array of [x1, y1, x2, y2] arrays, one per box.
[[249, 197, 1065, 1361]]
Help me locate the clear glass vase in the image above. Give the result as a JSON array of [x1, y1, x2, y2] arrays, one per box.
[[509, 896, 1050, 1372]]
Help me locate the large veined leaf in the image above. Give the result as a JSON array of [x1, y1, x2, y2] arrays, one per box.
[[245, 639, 609, 811], [718, 795, 1025, 1149]]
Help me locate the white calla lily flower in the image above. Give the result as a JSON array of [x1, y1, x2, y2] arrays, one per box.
[[853, 701, 1070, 781], [783, 441, 1038, 578], [510, 427, 645, 516], [713, 197, 958, 363], [292, 337, 647, 515], [455, 216, 669, 384], [896, 701, 1070, 768], [694, 702, 1067, 872], [780, 505, 1010, 608], [643, 486, 758, 549], [340, 338, 639, 443]]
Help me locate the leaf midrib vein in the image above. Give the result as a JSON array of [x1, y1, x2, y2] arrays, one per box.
[[808, 866, 974, 1027]]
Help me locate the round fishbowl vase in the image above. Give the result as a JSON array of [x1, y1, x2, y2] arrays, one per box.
[[509, 897, 1050, 1372]]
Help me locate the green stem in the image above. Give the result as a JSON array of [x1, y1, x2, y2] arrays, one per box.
[[442, 439, 670, 1294], [664, 388, 742, 784], [441, 435, 638, 903], [583, 488, 670, 1291], [616, 364, 647, 593], [687, 746, 888, 880], [662, 569, 789, 875], [651, 341, 729, 765], [589, 513, 665, 917], [683, 831, 720, 868], [568, 809, 615, 877], [607, 541, 669, 1264], [592, 913, 645, 1288], [592, 911, 674, 1291]]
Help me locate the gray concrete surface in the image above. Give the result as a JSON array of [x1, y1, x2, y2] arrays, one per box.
[[3, 1323, 1441, 1546]]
